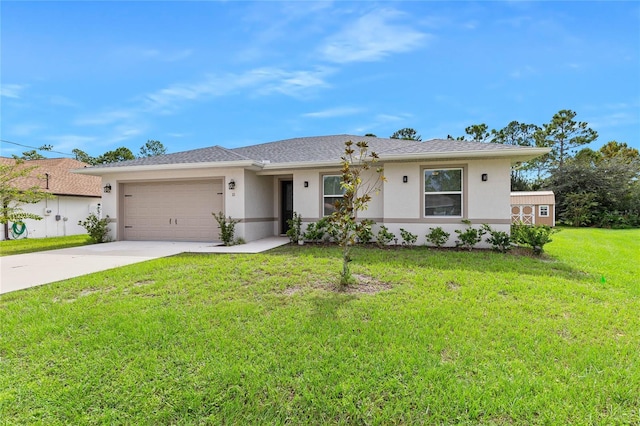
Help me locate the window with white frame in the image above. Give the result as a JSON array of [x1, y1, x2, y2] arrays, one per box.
[[424, 168, 463, 216], [539, 205, 549, 217], [323, 175, 343, 216]]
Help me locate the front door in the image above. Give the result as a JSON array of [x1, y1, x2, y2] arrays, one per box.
[[280, 180, 293, 234]]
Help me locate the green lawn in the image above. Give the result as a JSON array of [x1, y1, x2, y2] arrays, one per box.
[[1, 228, 638, 424], [0, 234, 92, 256]]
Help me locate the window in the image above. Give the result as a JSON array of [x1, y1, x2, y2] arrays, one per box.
[[323, 175, 344, 216], [539, 205, 549, 217], [424, 168, 462, 216]]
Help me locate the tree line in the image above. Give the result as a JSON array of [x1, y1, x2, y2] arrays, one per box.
[[18, 140, 167, 164]]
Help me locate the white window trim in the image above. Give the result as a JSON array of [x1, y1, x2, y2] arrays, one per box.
[[322, 174, 343, 217], [424, 167, 463, 218], [539, 205, 550, 217]]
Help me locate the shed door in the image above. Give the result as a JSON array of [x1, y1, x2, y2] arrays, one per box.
[[511, 205, 535, 225], [123, 180, 223, 241]]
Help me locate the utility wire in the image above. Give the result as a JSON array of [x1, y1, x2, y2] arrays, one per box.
[[0, 139, 75, 157]]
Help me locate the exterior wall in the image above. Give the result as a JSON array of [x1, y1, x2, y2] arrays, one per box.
[[100, 167, 245, 241], [382, 158, 512, 247], [1, 195, 101, 240], [243, 169, 275, 241], [291, 167, 384, 224], [535, 205, 555, 227]]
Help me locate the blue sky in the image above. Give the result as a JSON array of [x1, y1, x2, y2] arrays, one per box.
[[1, 1, 639, 158]]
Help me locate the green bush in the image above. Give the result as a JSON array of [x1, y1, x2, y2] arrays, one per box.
[[399, 228, 418, 246], [376, 226, 395, 247], [425, 226, 450, 248], [212, 211, 240, 246], [286, 212, 303, 243], [482, 224, 512, 253], [356, 219, 375, 244], [454, 220, 485, 251], [303, 217, 334, 244], [78, 213, 111, 243], [511, 223, 557, 255]]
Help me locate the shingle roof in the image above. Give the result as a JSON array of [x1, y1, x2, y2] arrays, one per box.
[[87, 145, 252, 168], [0, 157, 101, 197], [232, 135, 533, 164], [80, 134, 547, 171], [510, 191, 556, 205]]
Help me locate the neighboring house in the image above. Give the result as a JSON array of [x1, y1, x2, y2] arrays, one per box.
[[1, 157, 102, 240], [510, 191, 556, 227], [75, 135, 549, 246]]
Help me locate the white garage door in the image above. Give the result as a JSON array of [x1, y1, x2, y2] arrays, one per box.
[[122, 180, 223, 242]]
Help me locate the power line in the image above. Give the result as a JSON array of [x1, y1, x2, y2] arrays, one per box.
[[0, 139, 75, 157]]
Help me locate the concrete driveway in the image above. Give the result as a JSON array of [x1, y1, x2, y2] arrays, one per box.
[[0, 238, 289, 295]]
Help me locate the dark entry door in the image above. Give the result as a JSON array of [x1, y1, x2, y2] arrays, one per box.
[[281, 180, 293, 234]]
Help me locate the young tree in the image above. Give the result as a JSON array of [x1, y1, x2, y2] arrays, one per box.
[[0, 159, 51, 239], [331, 141, 385, 287], [539, 109, 598, 169], [464, 123, 492, 142], [139, 140, 167, 157], [390, 128, 421, 141], [18, 145, 52, 160], [73, 148, 96, 165], [599, 141, 639, 163], [492, 121, 541, 187], [94, 147, 136, 164]]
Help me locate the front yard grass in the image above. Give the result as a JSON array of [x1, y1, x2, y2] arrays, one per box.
[[0, 234, 91, 256], [1, 228, 638, 424]]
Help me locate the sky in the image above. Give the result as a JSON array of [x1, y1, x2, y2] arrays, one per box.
[[1, 1, 639, 159]]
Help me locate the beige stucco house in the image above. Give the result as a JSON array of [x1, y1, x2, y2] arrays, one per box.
[[1, 157, 102, 240], [75, 135, 549, 246]]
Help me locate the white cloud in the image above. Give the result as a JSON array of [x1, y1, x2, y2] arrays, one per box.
[[75, 109, 137, 126], [111, 46, 194, 63], [142, 67, 333, 111], [7, 123, 41, 137], [48, 95, 79, 108], [509, 65, 536, 79], [589, 111, 639, 130], [303, 106, 364, 118], [44, 134, 98, 152], [320, 8, 429, 63], [0, 84, 28, 98]]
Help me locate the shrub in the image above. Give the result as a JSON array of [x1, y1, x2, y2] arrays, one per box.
[[399, 228, 418, 247], [303, 217, 333, 244], [286, 212, 303, 243], [511, 223, 557, 255], [454, 220, 485, 251], [212, 211, 240, 246], [78, 213, 111, 243], [425, 227, 450, 248], [482, 224, 512, 253], [376, 226, 395, 247], [356, 219, 375, 244]]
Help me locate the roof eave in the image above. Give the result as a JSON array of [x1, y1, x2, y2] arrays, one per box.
[[73, 160, 264, 175], [258, 147, 551, 172], [379, 147, 550, 164]]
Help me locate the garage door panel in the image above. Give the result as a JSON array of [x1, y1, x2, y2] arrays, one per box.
[[123, 180, 222, 242]]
